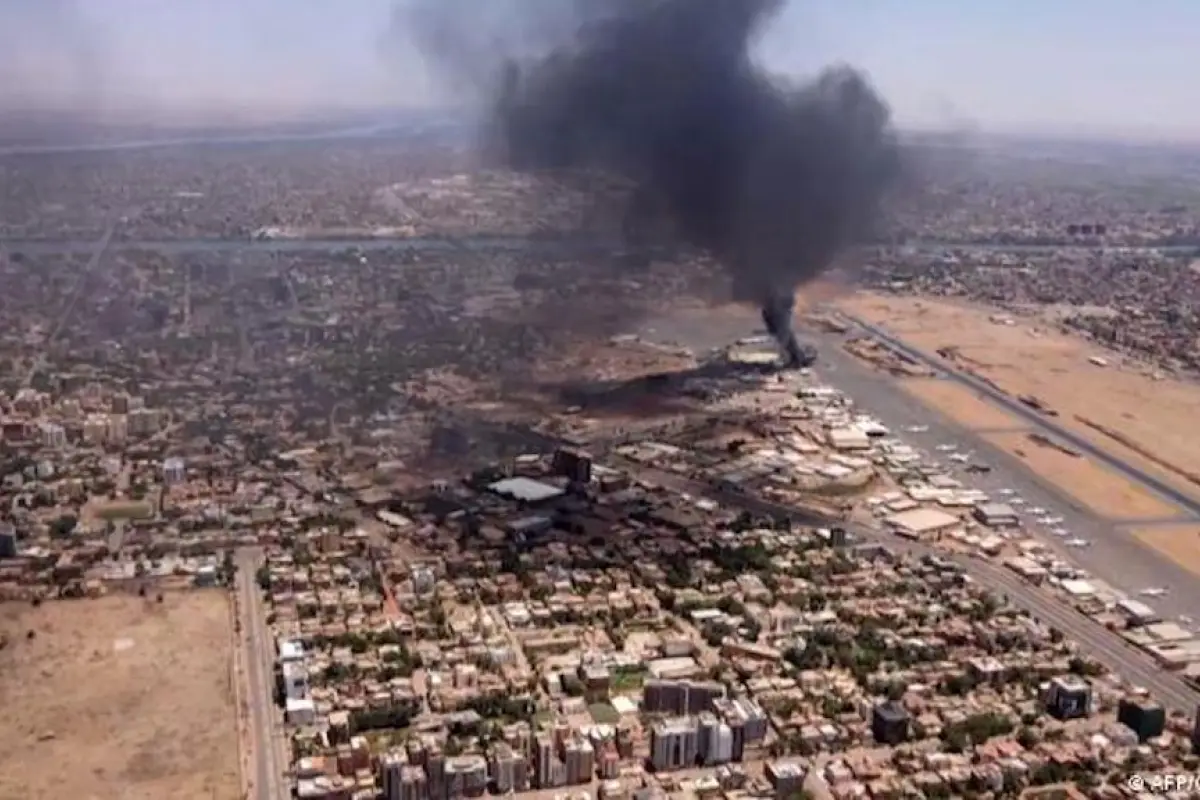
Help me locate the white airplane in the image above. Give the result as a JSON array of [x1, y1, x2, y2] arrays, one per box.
[[1051, 527, 1070, 537], [1044, 516, 1064, 525], [1010, 497, 1026, 506], [1037, 516, 1055, 525], [935, 443, 957, 452], [949, 452, 971, 463], [1139, 587, 1169, 597], [1029, 506, 1046, 515], [998, 488, 1015, 496], [1066, 538, 1090, 548]]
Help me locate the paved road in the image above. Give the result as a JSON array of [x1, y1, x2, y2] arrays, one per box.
[[803, 330, 1200, 623], [629, 311, 1200, 711], [235, 548, 287, 800], [605, 455, 1200, 713]]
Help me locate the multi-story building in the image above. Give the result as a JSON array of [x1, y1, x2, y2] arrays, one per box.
[[642, 680, 725, 716], [871, 702, 910, 745], [1045, 676, 1092, 721], [1118, 697, 1166, 742], [650, 717, 699, 772], [399, 765, 428, 800], [127, 407, 162, 437], [425, 742, 446, 800], [82, 414, 108, 444], [0, 522, 16, 559], [445, 754, 487, 798], [712, 696, 768, 759], [39, 422, 66, 449], [535, 733, 556, 789], [598, 743, 620, 780], [697, 713, 734, 765], [163, 457, 186, 486], [380, 753, 404, 800], [380, 754, 429, 800], [765, 760, 807, 799], [490, 743, 529, 793], [564, 737, 595, 785]]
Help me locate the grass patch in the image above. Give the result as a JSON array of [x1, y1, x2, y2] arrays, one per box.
[[588, 703, 620, 725], [611, 670, 646, 692]]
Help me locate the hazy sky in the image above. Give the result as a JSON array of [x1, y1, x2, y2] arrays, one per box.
[[1, 0, 1196, 140]]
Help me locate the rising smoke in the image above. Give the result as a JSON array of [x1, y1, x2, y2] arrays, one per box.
[[401, 0, 904, 368]]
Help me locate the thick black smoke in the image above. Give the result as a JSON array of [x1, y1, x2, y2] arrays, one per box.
[[405, 0, 902, 367]]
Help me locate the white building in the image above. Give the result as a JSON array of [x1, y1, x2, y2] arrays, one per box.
[[286, 696, 316, 726], [162, 457, 186, 485], [282, 661, 310, 700], [40, 423, 66, 449], [107, 414, 128, 443]]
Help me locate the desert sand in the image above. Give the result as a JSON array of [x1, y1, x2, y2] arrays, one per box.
[[0, 592, 240, 800], [899, 378, 1026, 431], [983, 431, 1181, 521], [840, 293, 1200, 504], [1132, 525, 1200, 578]]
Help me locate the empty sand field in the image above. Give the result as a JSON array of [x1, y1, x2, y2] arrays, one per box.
[[840, 293, 1200, 502], [1132, 525, 1200, 578], [899, 378, 1026, 431], [0, 592, 240, 800], [983, 432, 1181, 521]]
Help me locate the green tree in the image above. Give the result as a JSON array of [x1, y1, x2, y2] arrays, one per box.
[[49, 514, 77, 539]]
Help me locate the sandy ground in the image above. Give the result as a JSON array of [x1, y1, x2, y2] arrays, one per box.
[[1132, 525, 1200, 578], [0, 591, 240, 800], [839, 293, 1200, 503], [983, 431, 1181, 521], [899, 378, 1027, 431]]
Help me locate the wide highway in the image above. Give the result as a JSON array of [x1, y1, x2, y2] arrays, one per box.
[[606, 455, 1200, 713], [235, 548, 289, 800]]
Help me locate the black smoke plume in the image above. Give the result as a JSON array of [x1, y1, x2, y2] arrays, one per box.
[[403, 0, 903, 368]]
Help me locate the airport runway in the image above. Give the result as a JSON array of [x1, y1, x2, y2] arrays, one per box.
[[607, 456, 1200, 713], [848, 316, 1200, 518], [806, 327, 1200, 625], [634, 310, 1200, 709]]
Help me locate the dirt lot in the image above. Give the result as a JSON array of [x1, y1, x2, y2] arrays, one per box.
[[899, 378, 1026, 431], [839, 293, 1200, 503], [0, 591, 240, 800], [1132, 525, 1200, 577], [983, 431, 1181, 521]]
